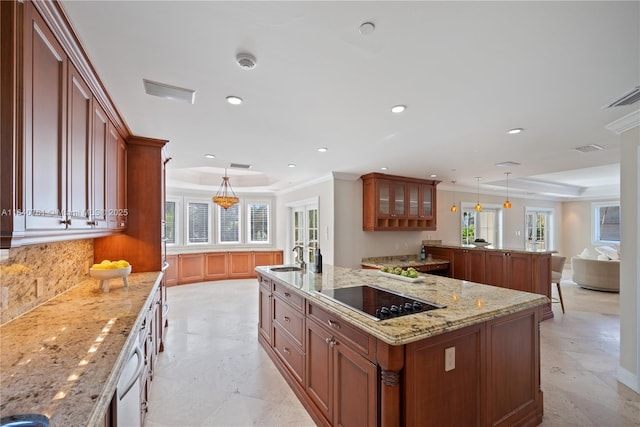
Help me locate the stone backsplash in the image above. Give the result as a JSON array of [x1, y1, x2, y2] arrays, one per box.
[[0, 239, 93, 325]]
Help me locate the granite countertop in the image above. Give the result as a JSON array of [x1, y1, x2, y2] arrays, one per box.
[[423, 243, 555, 254], [361, 254, 450, 268], [256, 265, 548, 346], [0, 271, 163, 427]]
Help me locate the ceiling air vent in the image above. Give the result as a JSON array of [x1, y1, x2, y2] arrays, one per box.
[[604, 86, 640, 108], [229, 163, 252, 169], [574, 144, 604, 153], [495, 161, 521, 168], [143, 79, 195, 104]]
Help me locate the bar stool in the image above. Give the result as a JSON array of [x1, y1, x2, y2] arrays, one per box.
[[551, 255, 567, 313]]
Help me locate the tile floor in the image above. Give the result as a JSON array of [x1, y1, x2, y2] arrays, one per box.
[[145, 272, 640, 426]]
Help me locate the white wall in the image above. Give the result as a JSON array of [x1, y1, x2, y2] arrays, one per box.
[[618, 125, 640, 393]]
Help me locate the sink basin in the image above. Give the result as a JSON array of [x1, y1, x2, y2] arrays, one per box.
[[0, 414, 49, 427], [270, 266, 302, 272]]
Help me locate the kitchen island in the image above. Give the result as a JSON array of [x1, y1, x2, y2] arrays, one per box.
[[257, 265, 547, 427], [0, 271, 163, 426]]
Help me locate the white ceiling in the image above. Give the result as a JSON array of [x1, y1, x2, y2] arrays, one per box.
[[60, 1, 639, 200]]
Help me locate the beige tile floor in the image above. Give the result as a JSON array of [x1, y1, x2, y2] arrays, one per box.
[[145, 271, 640, 427]]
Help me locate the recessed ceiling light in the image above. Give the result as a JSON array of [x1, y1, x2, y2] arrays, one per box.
[[288, 163, 296, 168], [391, 105, 406, 113], [204, 154, 215, 159], [430, 174, 437, 178], [507, 128, 523, 134], [226, 96, 243, 105], [317, 147, 328, 152], [380, 167, 388, 171]]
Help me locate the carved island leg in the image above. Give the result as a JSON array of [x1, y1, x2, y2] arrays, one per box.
[[376, 341, 405, 427]]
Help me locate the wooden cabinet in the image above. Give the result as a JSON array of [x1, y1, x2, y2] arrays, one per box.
[[253, 251, 284, 273], [362, 173, 439, 231], [177, 253, 205, 284], [452, 248, 486, 283], [205, 252, 228, 280], [228, 251, 252, 278], [138, 285, 162, 426], [107, 124, 127, 230], [258, 275, 272, 345], [90, 100, 109, 229], [23, 1, 68, 231], [164, 254, 179, 287], [484, 251, 532, 292], [306, 302, 378, 427]]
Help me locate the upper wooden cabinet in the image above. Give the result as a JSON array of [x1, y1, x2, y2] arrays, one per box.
[[1, 1, 129, 248], [361, 173, 440, 231]]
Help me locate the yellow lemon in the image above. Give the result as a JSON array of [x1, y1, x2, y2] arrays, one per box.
[[100, 260, 111, 265]]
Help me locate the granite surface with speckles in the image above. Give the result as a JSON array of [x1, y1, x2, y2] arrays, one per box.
[[0, 271, 162, 427], [360, 254, 450, 269], [256, 265, 548, 346]]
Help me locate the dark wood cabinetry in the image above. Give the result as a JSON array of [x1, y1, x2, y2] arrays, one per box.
[[362, 173, 439, 231], [423, 245, 553, 320], [258, 275, 273, 345], [452, 248, 486, 283]]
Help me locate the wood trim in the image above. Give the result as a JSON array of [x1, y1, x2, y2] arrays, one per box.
[[360, 172, 440, 186], [127, 135, 169, 149], [31, 0, 130, 138]]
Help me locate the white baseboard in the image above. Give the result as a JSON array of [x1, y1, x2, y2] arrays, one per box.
[[617, 365, 640, 394]]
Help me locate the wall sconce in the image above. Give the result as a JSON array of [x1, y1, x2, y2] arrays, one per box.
[[450, 181, 458, 213], [503, 172, 512, 209], [474, 177, 482, 212]]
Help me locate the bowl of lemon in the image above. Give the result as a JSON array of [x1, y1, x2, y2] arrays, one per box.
[[90, 260, 131, 292]]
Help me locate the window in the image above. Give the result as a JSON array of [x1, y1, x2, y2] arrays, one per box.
[[461, 206, 499, 245], [291, 201, 319, 265], [165, 200, 176, 244], [248, 202, 270, 243], [218, 204, 240, 243], [187, 202, 210, 244], [594, 202, 620, 243], [525, 208, 554, 251]]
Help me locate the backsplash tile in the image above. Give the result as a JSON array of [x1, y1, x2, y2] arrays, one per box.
[[0, 239, 93, 325]]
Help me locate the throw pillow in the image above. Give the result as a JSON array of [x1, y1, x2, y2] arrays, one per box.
[[579, 248, 593, 259], [597, 254, 610, 261], [596, 245, 619, 260]]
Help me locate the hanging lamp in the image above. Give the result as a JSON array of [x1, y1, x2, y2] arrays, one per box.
[[212, 168, 239, 209], [503, 172, 512, 209], [450, 181, 458, 212], [474, 177, 482, 212]]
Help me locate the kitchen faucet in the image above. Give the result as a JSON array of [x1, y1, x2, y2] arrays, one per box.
[[292, 245, 306, 271]]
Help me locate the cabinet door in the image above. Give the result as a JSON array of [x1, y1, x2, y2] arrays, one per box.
[[306, 319, 333, 423], [258, 281, 272, 345], [333, 339, 377, 427], [484, 251, 507, 287], [451, 250, 467, 280], [407, 184, 420, 218], [66, 63, 92, 229], [507, 253, 532, 292], [164, 254, 179, 286], [420, 184, 434, 219], [23, 3, 68, 230], [116, 135, 127, 228], [91, 101, 109, 228], [228, 252, 252, 278], [178, 253, 204, 284], [376, 180, 391, 218], [253, 251, 276, 278], [392, 181, 406, 217], [106, 124, 127, 229], [205, 252, 228, 280], [466, 250, 486, 283]]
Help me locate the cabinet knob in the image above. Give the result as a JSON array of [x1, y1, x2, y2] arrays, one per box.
[[325, 337, 336, 347], [284, 292, 291, 297], [283, 316, 290, 322], [283, 347, 291, 354], [87, 220, 97, 226], [60, 219, 71, 225]]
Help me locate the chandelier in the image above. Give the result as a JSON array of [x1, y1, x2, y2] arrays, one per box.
[[212, 169, 239, 209]]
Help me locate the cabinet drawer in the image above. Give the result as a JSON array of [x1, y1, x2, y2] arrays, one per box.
[[273, 296, 305, 347], [273, 282, 304, 311], [307, 302, 376, 359], [273, 324, 305, 384], [259, 274, 271, 289]]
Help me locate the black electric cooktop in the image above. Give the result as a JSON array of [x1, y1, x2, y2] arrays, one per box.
[[318, 284, 445, 321]]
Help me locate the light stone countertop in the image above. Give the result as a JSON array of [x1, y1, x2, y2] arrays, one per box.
[[423, 243, 555, 254], [0, 271, 163, 427], [256, 265, 548, 346], [360, 254, 450, 269]]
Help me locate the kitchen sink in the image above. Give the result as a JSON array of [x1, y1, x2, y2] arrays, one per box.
[[270, 266, 302, 272], [0, 414, 49, 427]]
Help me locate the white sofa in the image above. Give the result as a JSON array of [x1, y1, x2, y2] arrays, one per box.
[[571, 256, 620, 292]]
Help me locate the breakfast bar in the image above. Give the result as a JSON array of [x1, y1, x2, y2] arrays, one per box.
[[257, 265, 548, 427]]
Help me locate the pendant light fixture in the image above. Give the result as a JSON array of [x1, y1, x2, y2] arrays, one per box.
[[450, 181, 458, 213], [474, 177, 482, 212], [212, 168, 239, 209], [503, 172, 512, 209]]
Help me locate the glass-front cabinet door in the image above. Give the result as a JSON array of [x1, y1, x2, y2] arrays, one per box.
[[377, 180, 390, 217], [408, 184, 420, 218], [393, 182, 406, 216], [421, 185, 433, 218]]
